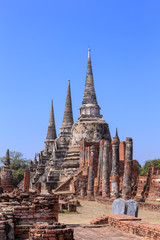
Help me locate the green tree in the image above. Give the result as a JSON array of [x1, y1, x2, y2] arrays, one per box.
[[140, 159, 160, 175], [0, 151, 31, 186]]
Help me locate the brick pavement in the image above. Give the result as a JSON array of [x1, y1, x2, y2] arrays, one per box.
[[74, 226, 144, 240]]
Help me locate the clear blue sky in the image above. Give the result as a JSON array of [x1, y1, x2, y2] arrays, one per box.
[[0, 1, 160, 166]]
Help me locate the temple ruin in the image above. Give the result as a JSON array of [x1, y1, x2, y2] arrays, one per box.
[[28, 49, 160, 201], [1, 49, 160, 240]]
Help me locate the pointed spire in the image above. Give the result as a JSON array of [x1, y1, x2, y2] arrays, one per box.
[[61, 80, 73, 127], [82, 48, 98, 105], [116, 128, 118, 138], [33, 153, 38, 165], [46, 100, 57, 140], [4, 149, 10, 166], [113, 128, 120, 142]]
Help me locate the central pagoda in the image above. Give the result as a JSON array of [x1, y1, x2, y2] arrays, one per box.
[[30, 49, 111, 189], [61, 49, 111, 179]]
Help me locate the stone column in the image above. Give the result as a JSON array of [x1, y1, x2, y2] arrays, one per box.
[[102, 140, 110, 198], [87, 145, 95, 196], [122, 137, 133, 199], [23, 169, 30, 192], [111, 137, 119, 198], [95, 140, 104, 196]]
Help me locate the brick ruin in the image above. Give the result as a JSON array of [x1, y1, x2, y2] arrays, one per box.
[[26, 49, 160, 201], [0, 167, 74, 240], [1, 49, 160, 239], [0, 149, 14, 193], [90, 214, 160, 239], [54, 137, 140, 200]]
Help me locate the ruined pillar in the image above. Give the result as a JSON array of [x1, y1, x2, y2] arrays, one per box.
[[119, 142, 126, 161], [23, 169, 30, 192], [102, 140, 110, 198], [122, 137, 133, 199], [87, 145, 95, 196], [95, 140, 104, 196], [1, 149, 14, 192], [111, 137, 119, 198]]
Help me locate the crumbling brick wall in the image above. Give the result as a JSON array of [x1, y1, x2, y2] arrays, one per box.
[[91, 214, 160, 239], [0, 191, 74, 240]]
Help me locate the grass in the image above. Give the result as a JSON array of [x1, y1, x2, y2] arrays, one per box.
[[59, 200, 160, 224], [59, 200, 112, 224]]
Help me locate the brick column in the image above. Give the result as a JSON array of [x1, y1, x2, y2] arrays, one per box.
[[87, 145, 95, 196], [95, 140, 104, 196], [122, 137, 133, 199], [102, 140, 110, 198], [111, 137, 119, 198], [119, 142, 126, 161], [23, 169, 30, 192]]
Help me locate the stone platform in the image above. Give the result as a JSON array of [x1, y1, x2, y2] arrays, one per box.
[[74, 225, 144, 240]]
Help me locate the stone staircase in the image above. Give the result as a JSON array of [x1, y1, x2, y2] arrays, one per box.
[[63, 145, 80, 168], [60, 145, 80, 179]]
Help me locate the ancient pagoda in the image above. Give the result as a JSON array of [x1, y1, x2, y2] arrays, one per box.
[[30, 49, 112, 190]]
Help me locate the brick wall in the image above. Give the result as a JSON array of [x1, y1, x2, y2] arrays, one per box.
[[91, 214, 160, 239], [0, 191, 74, 240], [14, 195, 58, 225], [29, 223, 74, 240]]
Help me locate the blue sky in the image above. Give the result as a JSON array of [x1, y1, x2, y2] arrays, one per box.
[[0, 1, 160, 166]]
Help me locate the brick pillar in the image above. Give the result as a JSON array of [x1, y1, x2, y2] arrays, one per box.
[[87, 145, 95, 196], [23, 169, 30, 192], [111, 138, 119, 198], [122, 137, 133, 199], [35, 182, 41, 194], [102, 140, 110, 198], [119, 142, 126, 161], [95, 140, 104, 196]]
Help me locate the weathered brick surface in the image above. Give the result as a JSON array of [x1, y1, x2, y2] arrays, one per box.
[[0, 189, 74, 240], [14, 195, 58, 225], [0, 212, 14, 240], [119, 142, 126, 161], [74, 226, 143, 240], [29, 223, 74, 240], [23, 169, 30, 192], [91, 214, 160, 239]]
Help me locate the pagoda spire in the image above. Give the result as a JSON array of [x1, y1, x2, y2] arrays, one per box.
[[4, 149, 10, 166], [61, 80, 73, 128], [82, 48, 98, 105], [33, 153, 38, 165], [46, 100, 57, 140], [80, 49, 101, 118], [116, 128, 118, 138], [113, 128, 120, 142]]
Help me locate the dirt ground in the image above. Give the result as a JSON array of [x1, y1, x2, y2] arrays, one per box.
[[59, 200, 160, 224]]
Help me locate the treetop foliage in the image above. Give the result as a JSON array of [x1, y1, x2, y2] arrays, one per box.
[[139, 159, 160, 176]]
